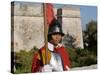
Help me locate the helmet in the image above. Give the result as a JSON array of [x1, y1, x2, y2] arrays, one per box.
[[48, 19, 64, 36]]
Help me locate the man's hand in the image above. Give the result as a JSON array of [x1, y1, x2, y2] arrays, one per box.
[[42, 64, 53, 72]]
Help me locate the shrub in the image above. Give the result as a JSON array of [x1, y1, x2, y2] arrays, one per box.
[[77, 54, 97, 67], [65, 48, 77, 61], [14, 50, 33, 73], [14, 46, 39, 74], [66, 48, 97, 68]]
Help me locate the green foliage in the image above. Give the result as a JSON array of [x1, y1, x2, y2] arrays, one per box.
[[66, 48, 77, 61], [66, 48, 97, 68], [14, 50, 33, 73], [65, 48, 79, 67], [13, 46, 97, 73], [63, 20, 97, 68], [83, 20, 97, 53], [14, 46, 39, 74], [77, 54, 97, 67], [74, 20, 98, 68], [86, 20, 97, 35]]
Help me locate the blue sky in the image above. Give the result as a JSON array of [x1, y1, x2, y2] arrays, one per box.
[[80, 6, 97, 30], [54, 4, 97, 31]]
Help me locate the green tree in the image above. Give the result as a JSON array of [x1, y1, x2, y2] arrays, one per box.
[[83, 20, 97, 53], [86, 20, 97, 35]]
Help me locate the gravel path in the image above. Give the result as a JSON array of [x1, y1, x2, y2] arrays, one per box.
[[70, 64, 97, 71]]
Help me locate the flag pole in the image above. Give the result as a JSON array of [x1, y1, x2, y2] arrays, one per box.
[[43, 3, 48, 64]]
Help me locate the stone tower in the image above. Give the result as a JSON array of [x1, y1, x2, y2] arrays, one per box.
[[58, 6, 84, 48]]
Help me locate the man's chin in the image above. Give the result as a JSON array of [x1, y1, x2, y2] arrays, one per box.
[[53, 43, 59, 46]]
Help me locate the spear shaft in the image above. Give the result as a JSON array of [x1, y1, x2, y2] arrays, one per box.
[[43, 3, 48, 64]]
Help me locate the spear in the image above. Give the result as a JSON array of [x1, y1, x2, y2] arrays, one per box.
[[43, 3, 48, 64]]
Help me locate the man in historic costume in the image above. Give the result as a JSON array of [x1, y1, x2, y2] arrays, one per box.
[[31, 19, 71, 72]]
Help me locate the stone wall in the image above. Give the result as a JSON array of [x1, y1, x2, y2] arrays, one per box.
[[11, 2, 84, 52], [11, 2, 44, 52]]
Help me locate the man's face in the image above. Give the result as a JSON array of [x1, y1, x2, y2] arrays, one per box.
[[50, 33, 62, 46]]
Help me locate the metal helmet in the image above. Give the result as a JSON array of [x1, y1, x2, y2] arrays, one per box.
[[48, 19, 64, 36]]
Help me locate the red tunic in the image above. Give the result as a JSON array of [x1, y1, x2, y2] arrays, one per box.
[[31, 46, 71, 72]]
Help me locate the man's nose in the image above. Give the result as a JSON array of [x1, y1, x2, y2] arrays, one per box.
[[56, 36, 59, 39]]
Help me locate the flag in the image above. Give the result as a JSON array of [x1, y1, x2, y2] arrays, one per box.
[[46, 3, 55, 26]]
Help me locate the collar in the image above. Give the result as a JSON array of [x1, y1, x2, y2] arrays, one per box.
[[55, 43, 62, 48], [48, 42, 54, 51], [48, 42, 63, 51]]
